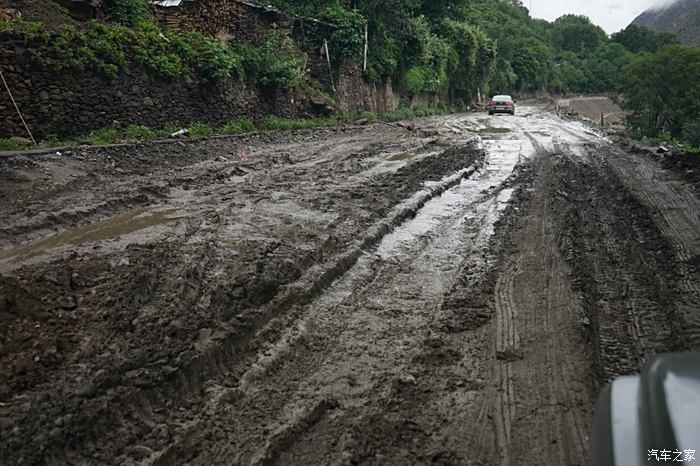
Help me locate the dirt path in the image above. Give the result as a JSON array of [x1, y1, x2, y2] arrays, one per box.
[[0, 106, 697, 465]]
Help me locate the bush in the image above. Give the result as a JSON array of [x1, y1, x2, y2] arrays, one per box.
[[123, 124, 157, 140], [104, 0, 151, 27], [0, 138, 30, 151], [241, 28, 304, 90], [132, 23, 184, 80], [358, 111, 379, 122], [221, 118, 256, 134], [188, 123, 214, 137], [320, 5, 365, 61], [383, 105, 416, 121], [404, 66, 426, 97], [84, 128, 121, 145], [49, 23, 128, 79], [175, 32, 243, 83]]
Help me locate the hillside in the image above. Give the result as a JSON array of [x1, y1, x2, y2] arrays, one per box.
[[632, 0, 700, 46]]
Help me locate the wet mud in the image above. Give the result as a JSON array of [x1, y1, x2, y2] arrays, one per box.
[[0, 107, 698, 465]]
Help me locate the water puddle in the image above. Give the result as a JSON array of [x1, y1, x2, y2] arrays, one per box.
[[0, 208, 179, 262], [386, 151, 416, 162], [477, 127, 512, 134]]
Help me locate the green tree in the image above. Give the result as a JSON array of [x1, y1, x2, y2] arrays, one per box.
[[612, 25, 679, 54], [551, 15, 606, 53], [620, 45, 700, 143]]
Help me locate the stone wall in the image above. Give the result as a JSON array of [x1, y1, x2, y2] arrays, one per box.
[[178, 0, 290, 43], [0, 33, 314, 139], [336, 65, 400, 115]]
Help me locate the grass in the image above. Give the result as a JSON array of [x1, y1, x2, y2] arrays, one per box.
[[221, 117, 255, 134], [0, 138, 31, 151], [187, 123, 214, 137], [0, 104, 466, 152], [31, 176, 52, 189]]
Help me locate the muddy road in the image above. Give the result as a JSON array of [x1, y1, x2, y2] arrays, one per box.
[[1, 106, 698, 465]]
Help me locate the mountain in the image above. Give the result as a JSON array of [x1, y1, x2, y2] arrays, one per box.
[[632, 0, 700, 46]]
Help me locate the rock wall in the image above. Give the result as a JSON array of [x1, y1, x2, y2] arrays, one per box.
[[0, 33, 313, 139], [336, 65, 400, 115]]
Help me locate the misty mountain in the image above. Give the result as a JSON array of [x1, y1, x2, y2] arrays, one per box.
[[632, 0, 700, 46]]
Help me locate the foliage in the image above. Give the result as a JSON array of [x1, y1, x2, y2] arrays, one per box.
[[619, 45, 700, 147], [188, 123, 215, 137], [239, 28, 304, 89], [221, 118, 256, 134], [612, 25, 680, 53], [48, 22, 128, 79], [130, 22, 185, 80], [175, 31, 243, 83], [551, 15, 606, 53], [104, 0, 151, 27], [321, 4, 365, 61], [0, 138, 30, 151], [123, 124, 157, 140], [0, 19, 46, 36], [84, 128, 122, 145]]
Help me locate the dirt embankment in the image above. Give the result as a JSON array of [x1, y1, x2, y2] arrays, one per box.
[[555, 96, 625, 124]]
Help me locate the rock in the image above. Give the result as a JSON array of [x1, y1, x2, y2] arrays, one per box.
[[58, 296, 77, 310], [657, 146, 670, 154], [167, 319, 184, 336], [75, 382, 97, 398], [354, 118, 369, 125], [39, 90, 50, 101], [143, 96, 154, 107], [397, 374, 417, 385]]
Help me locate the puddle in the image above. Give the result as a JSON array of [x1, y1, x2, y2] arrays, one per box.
[[386, 151, 416, 162], [477, 127, 512, 134], [0, 208, 179, 262], [316, 147, 358, 165]]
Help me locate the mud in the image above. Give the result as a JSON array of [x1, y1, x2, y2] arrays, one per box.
[[0, 107, 698, 465]]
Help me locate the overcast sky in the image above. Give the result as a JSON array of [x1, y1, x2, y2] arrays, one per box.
[[528, 0, 671, 34]]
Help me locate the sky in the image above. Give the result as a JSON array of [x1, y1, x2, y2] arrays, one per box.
[[528, 0, 673, 34]]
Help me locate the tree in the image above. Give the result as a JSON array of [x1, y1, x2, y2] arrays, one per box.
[[551, 15, 606, 53], [620, 45, 700, 143], [612, 25, 679, 54]]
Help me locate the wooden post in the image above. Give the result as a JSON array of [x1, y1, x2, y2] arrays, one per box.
[[324, 39, 336, 93], [363, 21, 368, 72], [601, 112, 604, 130]]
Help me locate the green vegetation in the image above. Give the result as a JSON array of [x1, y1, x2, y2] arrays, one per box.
[[0, 138, 31, 151], [2, 0, 699, 149], [0, 104, 471, 152], [187, 123, 215, 137], [269, 0, 698, 147], [612, 24, 680, 53], [1, 12, 301, 88], [239, 27, 305, 89], [221, 118, 256, 134], [619, 45, 700, 149], [104, 0, 150, 27]]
